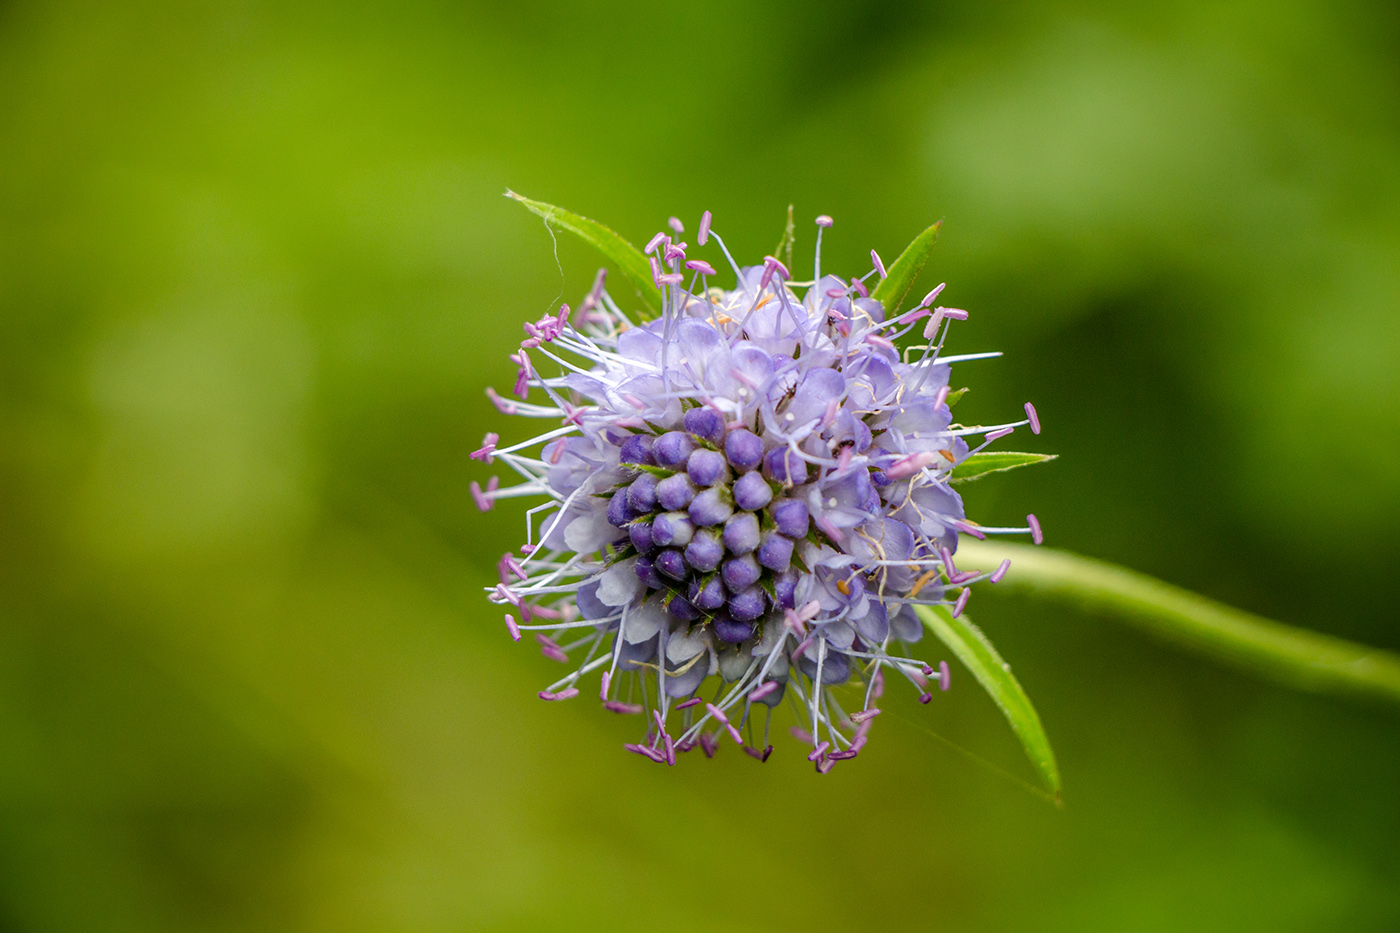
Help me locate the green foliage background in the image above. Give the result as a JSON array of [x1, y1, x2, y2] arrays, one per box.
[[2, 1, 1398, 929]]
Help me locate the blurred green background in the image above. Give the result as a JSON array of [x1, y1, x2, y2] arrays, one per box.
[[2, 1, 1399, 929]]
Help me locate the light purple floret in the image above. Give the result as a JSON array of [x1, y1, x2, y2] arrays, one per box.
[[724, 429, 764, 471], [732, 471, 773, 510], [723, 512, 760, 555]]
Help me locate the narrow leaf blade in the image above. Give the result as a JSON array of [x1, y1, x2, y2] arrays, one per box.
[[871, 221, 941, 315], [950, 451, 1057, 484], [917, 604, 1061, 798], [505, 190, 662, 316]]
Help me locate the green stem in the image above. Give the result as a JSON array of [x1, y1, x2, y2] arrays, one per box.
[[956, 540, 1400, 708]]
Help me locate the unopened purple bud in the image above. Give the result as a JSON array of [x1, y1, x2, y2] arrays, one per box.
[[773, 569, 798, 609], [713, 612, 756, 644], [757, 532, 794, 572], [770, 498, 809, 538], [689, 486, 734, 527], [627, 474, 658, 514], [815, 214, 833, 228], [668, 593, 701, 621], [629, 520, 654, 554], [607, 490, 633, 527], [655, 473, 697, 511], [684, 528, 724, 572], [721, 553, 761, 591], [619, 433, 656, 466], [653, 431, 696, 469], [651, 511, 695, 547], [723, 512, 761, 555], [656, 548, 689, 581], [668, 216, 684, 234], [728, 585, 767, 621], [688, 574, 727, 611], [687, 448, 729, 487], [697, 210, 712, 245], [762, 447, 809, 486], [684, 407, 726, 446], [724, 429, 764, 472], [732, 471, 774, 510], [635, 556, 663, 589]]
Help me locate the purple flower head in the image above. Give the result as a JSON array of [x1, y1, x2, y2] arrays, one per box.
[[482, 208, 1044, 770]]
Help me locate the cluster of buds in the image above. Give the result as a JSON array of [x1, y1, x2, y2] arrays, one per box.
[[477, 210, 1042, 770]]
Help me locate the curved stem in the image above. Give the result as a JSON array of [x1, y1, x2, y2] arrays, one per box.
[[957, 540, 1400, 709]]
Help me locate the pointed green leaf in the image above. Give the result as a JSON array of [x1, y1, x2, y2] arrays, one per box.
[[505, 190, 662, 316], [917, 604, 1061, 798], [871, 221, 941, 315], [950, 451, 1057, 484], [954, 540, 1400, 708]]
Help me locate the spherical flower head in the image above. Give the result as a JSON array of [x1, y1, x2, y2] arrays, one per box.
[[478, 210, 1042, 771]]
